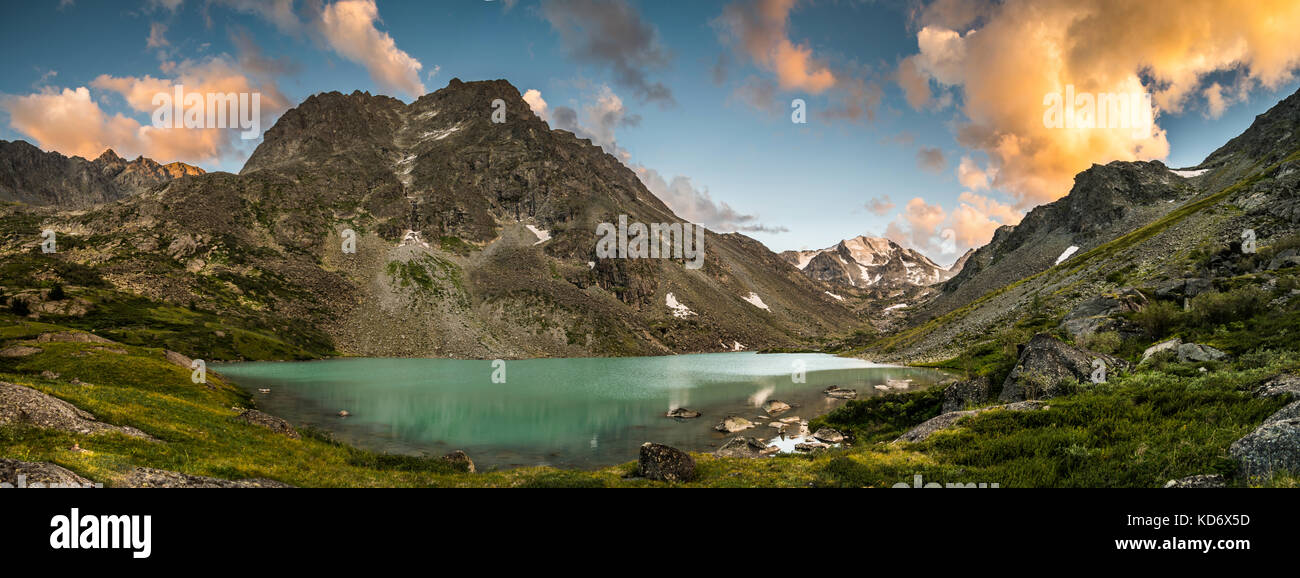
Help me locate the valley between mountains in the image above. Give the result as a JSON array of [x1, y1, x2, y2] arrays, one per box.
[[2, 79, 1299, 487]]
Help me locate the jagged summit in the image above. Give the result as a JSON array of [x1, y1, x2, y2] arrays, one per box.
[[780, 235, 957, 290], [0, 140, 204, 209]]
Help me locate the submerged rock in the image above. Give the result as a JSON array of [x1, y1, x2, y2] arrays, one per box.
[[638, 443, 696, 482], [823, 385, 858, 399], [714, 416, 754, 433], [666, 407, 702, 419], [235, 409, 300, 439]]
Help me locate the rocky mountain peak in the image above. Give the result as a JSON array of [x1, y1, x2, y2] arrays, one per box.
[[0, 140, 203, 209], [781, 235, 956, 290]]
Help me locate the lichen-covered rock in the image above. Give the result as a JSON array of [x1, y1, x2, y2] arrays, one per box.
[[1177, 343, 1228, 363], [1255, 374, 1300, 399], [1229, 401, 1300, 481], [441, 450, 476, 473], [0, 459, 97, 487], [1000, 334, 1127, 402], [235, 409, 300, 439], [0, 381, 155, 440], [1141, 338, 1182, 363], [942, 376, 990, 412], [121, 468, 292, 488], [713, 437, 768, 459], [638, 443, 696, 482]]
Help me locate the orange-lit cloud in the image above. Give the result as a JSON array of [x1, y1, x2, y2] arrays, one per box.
[[319, 0, 425, 99], [903, 0, 1300, 207], [717, 0, 835, 94]]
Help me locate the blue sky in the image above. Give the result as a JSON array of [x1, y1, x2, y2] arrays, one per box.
[[3, 0, 1298, 263]]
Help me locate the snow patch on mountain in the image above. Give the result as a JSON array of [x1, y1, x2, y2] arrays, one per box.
[[666, 293, 695, 318], [743, 292, 770, 311], [526, 224, 551, 245], [1055, 245, 1080, 265]]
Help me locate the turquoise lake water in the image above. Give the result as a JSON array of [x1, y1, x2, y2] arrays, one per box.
[[216, 352, 949, 470]]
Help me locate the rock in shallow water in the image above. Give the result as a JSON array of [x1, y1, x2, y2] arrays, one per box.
[[714, 416, 753, 433], [666, 407, 702, 419], [714, 437, 770, 459]]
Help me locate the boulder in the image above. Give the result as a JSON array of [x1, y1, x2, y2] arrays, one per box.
[[794, 441, 830, 453], [0, 459, 96, 488], [811, 427, 845, 444], [999, 334, 1127, 402], [234, 409, 300, 439], [896, 401, 1047, 443], [714, 437, 768, 459], [441, 450, 476, 473], [0, 381, 155, 440], [1155, 278, 1213, 299], [713, 416, 754, 433], [942, 376, 990, 413], [1141, 338, 1182, 363], [666, 407, 702, 419], [122, 468, 292, 488], [1177, 343, 1228, 363], [1267, 248, 1300, 270], [1254, 374, 1300, 399], [762, 400, 792, 415], [638, 443, 696, 482], [1060, 290, 1147, 339], [1163, 474, 1226, 488], [1229, 401, 1300, 481]]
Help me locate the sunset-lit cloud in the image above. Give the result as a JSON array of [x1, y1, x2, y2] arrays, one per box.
[[901, 0, 1300, 207], [319, 0, 425, 99]]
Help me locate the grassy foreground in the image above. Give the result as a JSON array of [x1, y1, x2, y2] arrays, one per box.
[[1, 306, 1295, 487]]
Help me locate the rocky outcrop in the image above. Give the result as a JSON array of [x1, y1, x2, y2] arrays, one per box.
[[1000, 334, 1127, 402], [896, 401, 1048, 443], [780, 235, 956, 290], [0, 381, 155, 440], [1163, 474, 1226, 488], [234, 409, 300, 439], [121, 468, 292, 488], [441, 450, 476, 473], [1059, 289, 1147, 339], [1229, 401, 1300, 481], [638, 443, 696, 482], [0, 345, 41, 358], [33, 331, 115, 344], [1254, 374, 1300, 399], [0, 459, 97, 487], [163, 350, 194, 369], [714, 437, 770, 459], [942, 376, 991, 413]]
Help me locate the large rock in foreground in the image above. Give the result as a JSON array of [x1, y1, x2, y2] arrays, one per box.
[[638, 443, 696, 482], [1000, 334, 1127, 402], [1229, 401, 1300, 481], [121, 468, 292, 488], [0, 459, 97, 487], [0, 381, 155, 440], [942, 376, 990, 412]]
